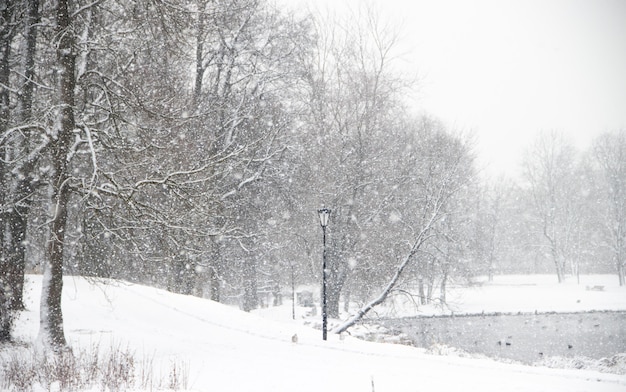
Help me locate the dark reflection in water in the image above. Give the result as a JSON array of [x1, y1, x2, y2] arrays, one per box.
[[382, 311, 626, 364]]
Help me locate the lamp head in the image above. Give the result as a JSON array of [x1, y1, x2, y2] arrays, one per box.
[[317, 207, 331, 228]]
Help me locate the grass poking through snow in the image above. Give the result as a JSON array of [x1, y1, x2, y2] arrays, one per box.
[[0, 341, 189, 391]]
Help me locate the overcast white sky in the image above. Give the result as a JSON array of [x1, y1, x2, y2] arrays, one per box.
[[278, 0, 626, 178]]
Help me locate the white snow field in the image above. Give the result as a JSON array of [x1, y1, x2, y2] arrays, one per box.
[[11, 275, 626, 391], [382, 274, 626, 317]]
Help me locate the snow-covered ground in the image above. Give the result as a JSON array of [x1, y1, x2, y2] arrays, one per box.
[[256, 274, 626, 321], [387, 274, 626, 317], [10, 274, 626, 391]]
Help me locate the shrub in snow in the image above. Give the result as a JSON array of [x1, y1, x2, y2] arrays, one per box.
[[0, 342, 189, 391]]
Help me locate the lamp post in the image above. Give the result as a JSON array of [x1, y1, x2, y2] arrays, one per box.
[[317, 206, 331, 340]]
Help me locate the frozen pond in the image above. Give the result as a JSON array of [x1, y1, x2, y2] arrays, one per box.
[[382, 311, 626, 364]]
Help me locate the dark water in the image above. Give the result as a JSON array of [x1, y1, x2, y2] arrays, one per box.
[[381, 311, 626, 364]]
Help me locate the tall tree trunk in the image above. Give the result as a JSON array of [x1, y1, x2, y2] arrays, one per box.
[[193, 0, 206, 109], [5, 198, 29, 311], [0, 3, 11, 132], [208, 239, 222, 301], [242, 256, 258, 311], [552, 249, 565, 284], [0, 0, 16, 342], [440, 271, 448, 305], [617, 242, 625, 286], [209, 265, 221, 301], [5, 0, 40, 312], [418, 278, 426, 305], [39, 0, 75, 349], [618, 224, 625, 286]]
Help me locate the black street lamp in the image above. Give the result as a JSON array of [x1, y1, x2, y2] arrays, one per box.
[[317, 206, 331, 341]]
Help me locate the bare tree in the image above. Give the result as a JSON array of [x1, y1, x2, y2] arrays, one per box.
[[1, 0, 42, 342], [0, 0, 21, 342], [300, 3, 408, 318], [334, 120, 475, 334], [185, 0, 312, 309], [523, 131, 583, 283], [471, 177, 517, 281], [37, 0, 78, 349], [3, 0, 41, 314], [593, 130, 626, 285]]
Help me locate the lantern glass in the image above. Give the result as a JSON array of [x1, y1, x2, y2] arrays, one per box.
[[318, 207, 331, 228]]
